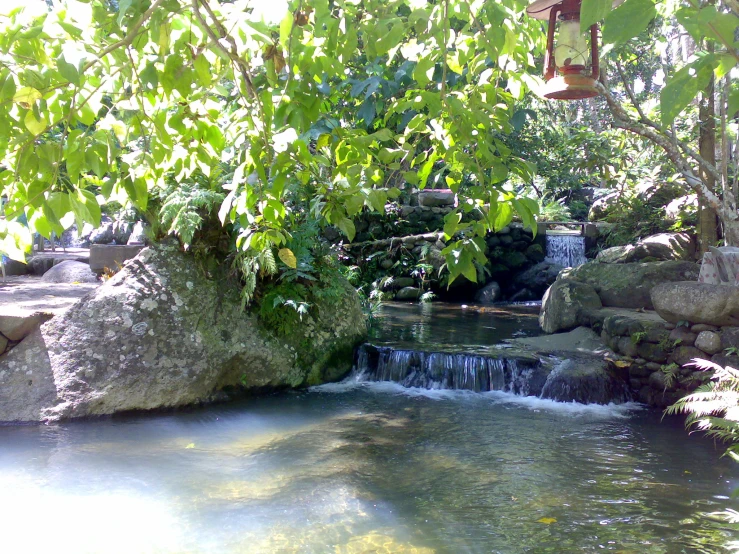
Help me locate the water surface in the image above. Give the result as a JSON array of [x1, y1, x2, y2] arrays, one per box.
[[1, 385, 737, 553]]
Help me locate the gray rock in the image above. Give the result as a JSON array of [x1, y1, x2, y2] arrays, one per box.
[[539, 279, 602, 334], [499, 235, 514, 246], [596, 245, 634, 264], [669, 346, 706, 367], [40, 261, 98, 284], [127, 222, 148, 245], [711, 353, 739, 369], [695, 331, 722, 355], [417, 189, 455, 207], [0, 244, 367, 423], [112, 221, 133, 244], [632, 233, 695, 262], [396, 287, 422, 300], [691, 323, 719, 333], [379, 258, 394, 270], [384, 277, 415, 290], [515, 261, 565, 298], [567, 260, 700, 309], [474, 281, 501, 304], [652, 282, 739, 326], [669, 327, 697, 346], [720, 327, 739, 351], [649, 370, 668, 390], [89, 222, 114, 244], [616, 337, 638, 357], [540, 356, 630, 405], [636, 342, 668, 363]]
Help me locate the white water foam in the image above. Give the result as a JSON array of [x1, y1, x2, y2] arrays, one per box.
[[310, 379, 643, 419]]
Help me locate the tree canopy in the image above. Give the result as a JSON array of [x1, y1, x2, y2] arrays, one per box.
[[0, 0, 737, 289]]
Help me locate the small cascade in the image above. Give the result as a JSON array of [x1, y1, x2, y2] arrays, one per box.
[[354, 344, 547, 396], [545, 234, 588, 268]]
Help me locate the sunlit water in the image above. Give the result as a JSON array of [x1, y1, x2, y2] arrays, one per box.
[[1, 386, 738, 553], [1, 303, 738, 552]]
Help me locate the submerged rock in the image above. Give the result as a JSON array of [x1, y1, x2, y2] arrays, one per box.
[[0, 244, 367, 423], [474, 281, 501, 304], [540, 357, 631, 405]]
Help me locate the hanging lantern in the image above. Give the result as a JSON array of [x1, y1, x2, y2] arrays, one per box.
[[526, 0, 621, 100]]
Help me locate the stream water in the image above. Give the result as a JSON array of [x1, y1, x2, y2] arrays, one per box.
[[1, 303, 738, 553]]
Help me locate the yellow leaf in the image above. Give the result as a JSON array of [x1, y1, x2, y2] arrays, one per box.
[[24, 110, 46, 136], [185, 443, 195, 449], [278, 247, 297, 269], [537, 517, 557, 524], [13, 86, 41, 109]]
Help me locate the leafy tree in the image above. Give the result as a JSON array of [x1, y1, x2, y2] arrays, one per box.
[[586, 0, 739, 245], [0, 0, 546, 291]]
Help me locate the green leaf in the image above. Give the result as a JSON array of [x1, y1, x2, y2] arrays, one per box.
[[418, 152, 438, 190], [602, 0, 656, 46], [23, 110, 46, 136], [580, 0, 612, 32], [414, 56, 435, 88], [660, 65, 699, 127], [336, 217, 356, 241], [494, 202, 513, 232], [0, 73, 16, 102], [57, 53, 80, 86]]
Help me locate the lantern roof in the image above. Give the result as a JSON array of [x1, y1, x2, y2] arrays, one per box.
[[526, 0, 624, 20]]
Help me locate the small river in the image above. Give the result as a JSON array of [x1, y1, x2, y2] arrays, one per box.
[[1, 303, 738, 553]]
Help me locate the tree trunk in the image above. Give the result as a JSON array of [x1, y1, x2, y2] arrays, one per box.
[[698, 72, 718, 253]]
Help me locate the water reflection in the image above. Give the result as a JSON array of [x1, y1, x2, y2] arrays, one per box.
[[1, 388, 737, 553], [371, 302, 541, 350]]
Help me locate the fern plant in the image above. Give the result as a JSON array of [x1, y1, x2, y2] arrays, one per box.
[[159, 180, 225, 248], [666, 359, 739, 460]]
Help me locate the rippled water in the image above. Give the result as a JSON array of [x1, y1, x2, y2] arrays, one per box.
[[1, 385, 738, 553]]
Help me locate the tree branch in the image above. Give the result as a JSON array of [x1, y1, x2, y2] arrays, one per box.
[[595, 80, 737, 222]]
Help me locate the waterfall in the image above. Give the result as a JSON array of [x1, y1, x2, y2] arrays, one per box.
[[545, 234, 588, 268], [354, 344, 546, 395]]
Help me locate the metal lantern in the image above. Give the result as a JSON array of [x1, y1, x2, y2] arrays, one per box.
[[526, 0, 621, 100]]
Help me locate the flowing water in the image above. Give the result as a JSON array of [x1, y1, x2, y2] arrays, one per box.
[[545, 234, 588, 268], [1, 303, 738, 552], [1, 390, 738, 553]]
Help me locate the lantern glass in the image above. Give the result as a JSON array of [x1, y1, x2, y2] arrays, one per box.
[[554, 20, 589, 69]]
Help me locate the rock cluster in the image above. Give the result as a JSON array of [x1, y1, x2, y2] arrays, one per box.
[[0, 244, 367, 423]]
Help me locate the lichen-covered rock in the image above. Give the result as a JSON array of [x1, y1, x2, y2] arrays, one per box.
[[565, 260, 699, 309], [40, 260, 98, 283], [0, 244, 367, 423], [539, 279, 602, 333], [652, 282, 739, 326], [695, 331, 722, 355]]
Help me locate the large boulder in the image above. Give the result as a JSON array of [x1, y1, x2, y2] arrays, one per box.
[[40, 260, 98, 283], [0, 244, 367, 423], [539, 279, 602, 333], [652, 281, 739, 326], [596, 233, 695, 264], [563, 260, 699, 309]]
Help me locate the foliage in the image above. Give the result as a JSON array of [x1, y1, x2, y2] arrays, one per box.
[[666, 359, 739, 461], [0, 0, 548, 291]]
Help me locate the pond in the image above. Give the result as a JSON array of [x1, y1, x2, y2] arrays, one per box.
[[1, 302, 738, 553]]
